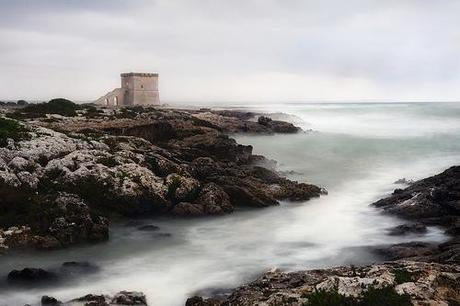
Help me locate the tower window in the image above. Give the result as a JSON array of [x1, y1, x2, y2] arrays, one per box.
[[140, 84, 144, 89]]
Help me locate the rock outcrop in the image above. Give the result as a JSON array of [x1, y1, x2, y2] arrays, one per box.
[[186, 261, 460, 306], [36, 291, 148, 306], [372, 166, 460, 263], [0, 107, 323, 251]]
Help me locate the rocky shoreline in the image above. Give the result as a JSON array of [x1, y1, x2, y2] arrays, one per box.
[[186, 167, 460, 305], [2, 101, 459, 306], [0, 102, 324, 252]]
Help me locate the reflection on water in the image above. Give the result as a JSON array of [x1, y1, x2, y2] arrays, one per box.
[[1, 102, 460, 306]]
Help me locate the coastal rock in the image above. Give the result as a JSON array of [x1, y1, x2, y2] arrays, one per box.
[[257, 116, 300, 133], [372, 166, 460, 263], [111, 291, 147, 305], [372, 166, 460, 229], [171, 202, 205, 217], [7, 268, 58, 285], [67, 291, 147, 305], [137, 224, 160, 231], [186, 261, 460, 306], [41, 296, 61, 305], [387, 223, 428, 236], [0, 108, 323, 250], [165, 174, 201, 203], [196, 183, 233, 215]]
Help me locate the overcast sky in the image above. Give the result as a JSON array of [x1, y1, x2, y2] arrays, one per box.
[[0, 0, 459, 103]]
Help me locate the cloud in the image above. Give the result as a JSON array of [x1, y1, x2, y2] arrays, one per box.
[[0, 0, 459, 102]]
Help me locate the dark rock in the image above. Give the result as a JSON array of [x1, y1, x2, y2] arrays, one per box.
[[257, 116, 272, 126], [387, 223, 428, 236], [186, 261, 460, 306], [72, 293, 108, 305], [257, 116, 299, 133], [111, 291, 147, 305], [0, 108, 322, 251], [186, 296, 223, 306], [372, 166, 460, 227], [154, 232, 172, 238], [60, 261, 99, 275], [41, 296, 61, 305], [372, 166, 460, 262], [7, 268, 58, 285], [171, 202, 205, 216], [137, 225, 160, 231], [373, 242, 438, 261], [394, 178, 414, 185], [196, 183, 233, 215]]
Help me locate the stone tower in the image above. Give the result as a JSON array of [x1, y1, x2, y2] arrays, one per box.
[[96, 72, 160, 107]]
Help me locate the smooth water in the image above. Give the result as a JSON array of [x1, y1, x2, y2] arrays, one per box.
[[2, 102, 460, 306]]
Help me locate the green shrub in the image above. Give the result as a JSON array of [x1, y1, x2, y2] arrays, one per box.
[[304, 288, 357, 306], [0, 118, 30, 147], [392, 268, 413, 284], [10, 98, 80, 118], [360, 286, 411, 306], [304, 286, 411, 306], [98, 156, 119, 167]]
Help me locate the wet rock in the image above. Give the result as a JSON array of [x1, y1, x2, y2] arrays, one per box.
[[165, 174, 201, 203], [372, 166, 460, 229], [111, 291, 147, 305], [186, 296, 222, 306], [70, 293, 108, 305], [154, 232, 172, 238], [68, 291, 147, 305], [196, 183, 233, 215], [41, 296, 61, 305], [373, 242, 438, 261], [387, 223, 428, 236], [171, 202, 205, 217], [394, 178, 415, 185], [60, 261, 99, 275], [7, 268, 58, 285], [372, 166, 460, 262], [137, 225, 160, 231]]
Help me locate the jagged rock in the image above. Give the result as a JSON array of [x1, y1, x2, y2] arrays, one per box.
[[165, 173, 201, 203], [372, 166, 460, 263], [111, 291, 147, 305], [196, 183, 233, 215], [41, 296, 61, 305], [0, 109, 323, 251], [186, 261, 460, 306], [67, 291, 147, 305], [190, 157, 222, 180]]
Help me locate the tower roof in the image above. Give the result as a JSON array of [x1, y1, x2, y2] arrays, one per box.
[[121, 72, 158, 77]]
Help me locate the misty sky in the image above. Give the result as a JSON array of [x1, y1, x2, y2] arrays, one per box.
[[0, 0, 459, 103]]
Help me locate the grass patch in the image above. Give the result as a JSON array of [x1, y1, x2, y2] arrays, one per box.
[[305, 288, 357, 306], [0, 117, 30, 147], [392, 268, 413, 284], [304, 286, 411, 306], [98, 156, 119, 168]]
